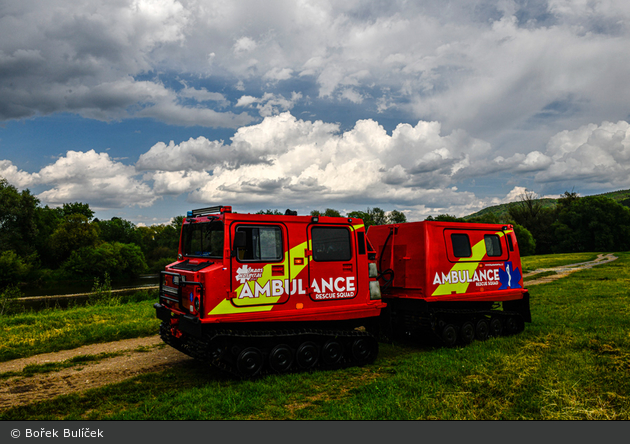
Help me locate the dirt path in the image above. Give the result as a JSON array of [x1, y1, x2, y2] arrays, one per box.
[[0, 253, 618, 411], [523, 253, 618, 285], [0, 336, 191, 410]]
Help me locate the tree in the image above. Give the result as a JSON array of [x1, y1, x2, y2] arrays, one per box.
[[508, 191, 556, 254], [513, 224, 536, 256], [58, 202, 94, 220], [33, 205, 63, 268], [61, 242, 148, 279], [49, 214, 101, 263], [347, 207, 388, 227], [467, 213, 500, 224], [387, 210, 407, 224], [310, 208, 342, 217], [0, 178, 40, 257], [97, 217, 141, 245], [553, 195, 630, 253], [425, 214, 464, 222], [0, 250, 32, 287]]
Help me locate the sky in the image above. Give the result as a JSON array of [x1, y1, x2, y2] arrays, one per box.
[[2, 0, 630, 225]]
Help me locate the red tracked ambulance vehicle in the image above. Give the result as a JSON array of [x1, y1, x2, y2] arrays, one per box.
[[154, 206, 386, 377], [368, 221, 531, 346], [155, 206, 531, 377]]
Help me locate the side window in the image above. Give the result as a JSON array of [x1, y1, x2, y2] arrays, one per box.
[[451, 233, 472, 258], [484, 234, 503, 257], [312, 227, 352, 261], [235, 225, 283, 261]]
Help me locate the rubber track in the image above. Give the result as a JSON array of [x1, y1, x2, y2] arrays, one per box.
[[160, 323, 379, 379]]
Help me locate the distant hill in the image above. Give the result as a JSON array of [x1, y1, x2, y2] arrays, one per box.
[[463, 189, 630, 220]]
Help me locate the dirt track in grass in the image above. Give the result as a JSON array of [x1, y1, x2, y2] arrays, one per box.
[[523, 253, 617, 285], [0, 336, 190, 410]]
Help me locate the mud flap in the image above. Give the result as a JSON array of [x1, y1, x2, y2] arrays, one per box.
[[503, 292, 531, 323]]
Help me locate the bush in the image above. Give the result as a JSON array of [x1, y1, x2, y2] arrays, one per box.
[[61, 242, 148, 279], [0, 285, 22, 316], [0, 250, 32, 287], [513, 224, 536, 256]]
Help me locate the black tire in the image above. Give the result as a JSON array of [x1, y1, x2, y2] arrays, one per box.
[[489, 317, 503, 337], [441, 324, 458, 347], [351, 338, 377, 365], [268, 344, 294, 373], [460, 321, 475, 344], [322, 340, 344, 365], [296, 341, 319, 368], [475, 319, 490, 341], [236, 347, 264, 378]]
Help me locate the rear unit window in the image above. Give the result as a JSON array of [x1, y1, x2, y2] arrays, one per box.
[[451, 233, 472, 258], [484, 234, 503, 257], [312, 227, 352, 261]]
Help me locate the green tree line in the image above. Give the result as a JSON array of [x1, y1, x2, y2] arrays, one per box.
[[0, 178, 181, 290], [5, 173, 628, 291], [428, 191, 630, 256]]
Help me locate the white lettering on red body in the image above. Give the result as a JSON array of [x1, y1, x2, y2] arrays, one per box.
[[433, 268, 501, 286], [238, 277, 355, 299]]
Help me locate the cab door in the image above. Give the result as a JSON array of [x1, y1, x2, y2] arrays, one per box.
[[230, 223, 291, 306], [307, 225, 358, 301]]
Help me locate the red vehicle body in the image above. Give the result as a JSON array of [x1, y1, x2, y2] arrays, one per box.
[[155, 206, 531, 377]]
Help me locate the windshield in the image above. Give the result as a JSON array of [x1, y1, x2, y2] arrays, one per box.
[[182, 220, 224, 258]]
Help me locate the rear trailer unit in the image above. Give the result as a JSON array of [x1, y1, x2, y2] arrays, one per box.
[[367, 221, 531, 346]]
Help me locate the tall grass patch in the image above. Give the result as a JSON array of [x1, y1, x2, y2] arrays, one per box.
[[0, 297, 159, 362]]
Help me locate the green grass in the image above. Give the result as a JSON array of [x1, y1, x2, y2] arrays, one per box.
[[1, 252, 629, 419], [521, 252, 600, 272], [0, 297, 160, 362]]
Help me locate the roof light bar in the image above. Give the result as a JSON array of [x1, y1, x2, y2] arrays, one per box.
[[188, 206, 232, 217]]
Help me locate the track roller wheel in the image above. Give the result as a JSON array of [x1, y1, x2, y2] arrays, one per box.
[[351, 338, 377, 365], [322, 340, 344, 366], [475, 319, 489, 341], [236, 347, 264, 378], [296, 341, 319, 369], [460, 321, 475, 345], [489, 317, 503, 337], [441, 324, 458, 347], [269, 344, 294, 373], [505, 316, 518, 335]]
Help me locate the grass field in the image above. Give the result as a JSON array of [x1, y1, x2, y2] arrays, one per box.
[[1, 253, 629, 420]]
